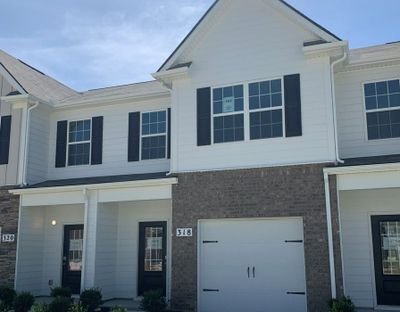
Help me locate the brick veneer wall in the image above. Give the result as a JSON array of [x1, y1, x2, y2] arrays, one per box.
[[171, 164, 341, 312], [0, 187, 19, 287]]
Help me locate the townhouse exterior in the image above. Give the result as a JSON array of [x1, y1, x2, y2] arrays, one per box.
[[0, 0, 399, 311]]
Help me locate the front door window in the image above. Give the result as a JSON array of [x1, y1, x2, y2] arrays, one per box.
[[144, 227, 164, 272], [138, 222, 167, 296], [372, 215, 400, 306], [62, 224, 84, 294], [380, 221, 400, 275]]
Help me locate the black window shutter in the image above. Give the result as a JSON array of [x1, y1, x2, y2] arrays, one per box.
[[91, 116, 103, 165], [284, 74, 302, 137], [167, 108, 171, 159], [128, 112, 141, 162], [0, 115, 12, 165], [55, 120, 68, 168], [197, 87, 211, 146]]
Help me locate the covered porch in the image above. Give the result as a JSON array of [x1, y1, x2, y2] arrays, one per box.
[[11, 174, 177, 302], [326, 162, 400, 311]]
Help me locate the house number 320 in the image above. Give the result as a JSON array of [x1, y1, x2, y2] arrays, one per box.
[[176, 228, 193, 237]]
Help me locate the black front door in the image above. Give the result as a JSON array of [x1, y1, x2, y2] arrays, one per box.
[[62, 224, 84, 294], [371, 215, 400, 306], [138, 222, 167, 296]]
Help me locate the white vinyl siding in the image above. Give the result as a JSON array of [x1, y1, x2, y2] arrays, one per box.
[[38, 96, 170, 182], [336, 65, 400, 159], [0, 75, 22, 186], [339, 188, 400, 308], [170, 0, 336, 172]]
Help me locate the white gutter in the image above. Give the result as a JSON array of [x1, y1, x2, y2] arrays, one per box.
[[324, 171, 337, 299], [330, 51, 348, 164], [22, 101, 39, 186], [9, 177, 178, 195], [81, 187, 89, 292]]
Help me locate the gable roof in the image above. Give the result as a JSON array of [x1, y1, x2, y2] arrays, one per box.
[[0, 49, 78, 102], [157, 0, 341, 72], [57, 80, 168, 107]]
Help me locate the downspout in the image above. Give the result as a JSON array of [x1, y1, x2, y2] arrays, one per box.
[[325, 46, 348, 300], [324, 171, 336, 299], [330, 51, 347, 164], [22, 101, 39, 186], [81, 187, 89, 292]]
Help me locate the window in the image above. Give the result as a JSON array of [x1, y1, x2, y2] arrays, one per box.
[[249, 79, 284, 140], [141, 111, 167, 160], [213, 85, 244, 143], [364, 79, 400, 140], [68, 120, 91, 166]]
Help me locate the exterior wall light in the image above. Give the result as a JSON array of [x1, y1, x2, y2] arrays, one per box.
[[51, 220, 57, 226]]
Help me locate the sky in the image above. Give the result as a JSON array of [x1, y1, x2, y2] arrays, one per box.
[[0, 0, 399, 92]]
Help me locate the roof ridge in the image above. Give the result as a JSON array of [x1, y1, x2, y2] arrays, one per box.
[[85, 79, 159, 93]]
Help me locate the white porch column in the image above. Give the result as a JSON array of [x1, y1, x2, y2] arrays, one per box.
[[81, 189, 99, 290]]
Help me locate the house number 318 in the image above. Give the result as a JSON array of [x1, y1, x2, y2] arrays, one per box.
[[176, 228, 193, 237]]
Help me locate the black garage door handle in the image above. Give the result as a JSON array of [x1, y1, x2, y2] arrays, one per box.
[[203, 289, 219, 292], [287, 291, 305, 295]]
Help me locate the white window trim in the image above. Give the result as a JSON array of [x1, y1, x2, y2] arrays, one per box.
[[140, 109, 168, 161], [67, 119, 92, 167], [248, 78, 286, 140], [362, 79, 400, 142], [210, 76, 286, 145], [211, 84, 245, 144]]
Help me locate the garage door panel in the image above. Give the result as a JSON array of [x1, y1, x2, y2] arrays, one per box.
[[200, 289, 306, 312], [201, 219, 303, 244], [201, 243, 258, 266], [199, 218, 307, 312], [201, 265, 252, 289]]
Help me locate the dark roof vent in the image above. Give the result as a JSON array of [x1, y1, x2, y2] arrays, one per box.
[[386, 40, 400, 45], [303, 39, 329, 47], [168, 62, 193, 70], [6, 90, 22, 96]]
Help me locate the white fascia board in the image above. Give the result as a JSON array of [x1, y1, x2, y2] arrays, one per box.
[[341, 58, 400, 72], [0, 94, 49, 109], [54, 91, 170, 109], [324, 163, 400, 175], [303, 41, 349, 58], [9, 177, 178, 195], [152, 66, 191, 88]]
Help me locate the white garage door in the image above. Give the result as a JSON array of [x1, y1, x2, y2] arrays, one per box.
[[198, 218, 307, 312]]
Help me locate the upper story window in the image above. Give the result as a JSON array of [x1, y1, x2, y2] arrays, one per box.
[[68, 120, 91, 166], [141, 110, 167, 160], [212, 85, 244, 143], [249, 79, 284, 140], [364, 79, 400, 140]]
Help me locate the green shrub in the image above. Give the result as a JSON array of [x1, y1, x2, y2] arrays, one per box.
[[50, 287, 72, 298], [31, 303, 50, 312], [69, 302, 88, 312], [48, 296, 72, 312], [0, 300, 9, 312], [79, 288, 102, 312], [139, 290, 167, 312], [328, 297, 356, 312], [13, 292, 35, 312], [0, 286, 16, 308], [110, 306, 127, 312]]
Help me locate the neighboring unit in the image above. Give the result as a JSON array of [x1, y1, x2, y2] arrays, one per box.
[[0, 0, 399, 312]]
